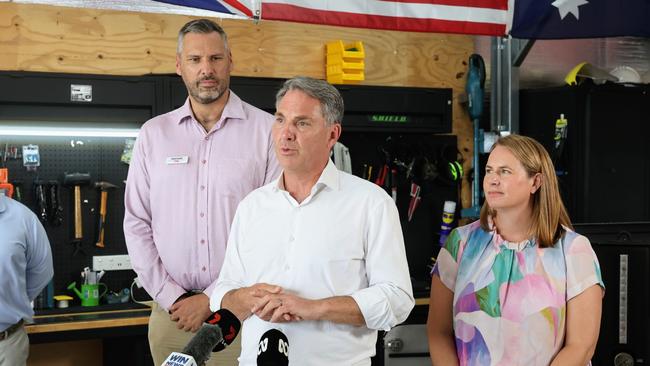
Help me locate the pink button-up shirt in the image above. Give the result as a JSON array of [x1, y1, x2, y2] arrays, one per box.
[[124, 91, 280, 310]]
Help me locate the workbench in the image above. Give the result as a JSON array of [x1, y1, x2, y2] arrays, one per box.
[[25, 303, 152, 366]]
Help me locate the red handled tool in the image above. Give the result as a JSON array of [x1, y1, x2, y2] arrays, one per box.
[[375, 164, 389, 186], [407, 182, 421, 222]]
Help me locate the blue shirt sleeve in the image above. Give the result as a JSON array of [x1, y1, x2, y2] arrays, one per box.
[[25, 214, 53, 301]]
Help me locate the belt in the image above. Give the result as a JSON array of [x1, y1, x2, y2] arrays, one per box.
[[0, 320, 24, 341]]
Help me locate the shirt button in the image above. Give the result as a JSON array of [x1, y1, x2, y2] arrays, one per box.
[[200, 212, 205, 218], [200, 239, 205, 244], [289, 236, 294, 242], [200, 185, 205, 190], [204, 136, 209, 141], [202, 266, 206, 272], [202, 159, 207, 164]]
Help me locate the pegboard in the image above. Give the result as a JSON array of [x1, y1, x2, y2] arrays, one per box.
[[1, 136, 140, 307], [338, 132, 460, 296]]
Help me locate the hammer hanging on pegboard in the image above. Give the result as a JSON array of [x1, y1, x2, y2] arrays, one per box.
[[63, 172, 91, 256], [94, 181, 117, 248]]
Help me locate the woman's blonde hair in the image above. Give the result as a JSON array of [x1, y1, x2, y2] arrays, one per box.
[[479, 134, 572, 248]]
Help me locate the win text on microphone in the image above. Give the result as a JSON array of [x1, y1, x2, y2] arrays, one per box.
[[161, 322, 222, 366]]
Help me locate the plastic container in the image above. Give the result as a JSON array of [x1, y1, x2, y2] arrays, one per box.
[[327, 40, 365, 60], [326, 40, 365, 84]]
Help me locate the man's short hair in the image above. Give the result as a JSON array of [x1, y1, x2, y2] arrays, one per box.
[[177, 18, 229, 54], [276, 77, 344, 126]]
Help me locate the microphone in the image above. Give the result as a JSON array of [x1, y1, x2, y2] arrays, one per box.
[[161, 323, 222, 366], [161, 352, 197, 366], [257, 329, 289, 366], [205, 308, 241, 352]]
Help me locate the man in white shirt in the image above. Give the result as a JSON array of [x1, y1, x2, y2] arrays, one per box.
[[211, 76, 414, 365]]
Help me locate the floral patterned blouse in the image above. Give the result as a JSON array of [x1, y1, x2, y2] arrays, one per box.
[[432, 220, 604, 366]]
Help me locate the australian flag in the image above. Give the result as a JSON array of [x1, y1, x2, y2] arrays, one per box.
[[511, 0, 650, 39]]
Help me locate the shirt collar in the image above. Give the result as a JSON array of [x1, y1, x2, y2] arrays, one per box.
[[487, 215, 536, 251], [273, 159, 341, 193], [176, 90, 247, 125]]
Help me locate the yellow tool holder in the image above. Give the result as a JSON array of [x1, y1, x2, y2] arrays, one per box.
[[326, 40, 365, 84]]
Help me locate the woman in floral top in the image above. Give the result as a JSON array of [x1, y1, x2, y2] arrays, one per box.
[[427, 134, 604, 366]]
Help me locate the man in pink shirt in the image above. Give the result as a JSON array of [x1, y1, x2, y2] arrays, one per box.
[[123, 19, 280, 365]]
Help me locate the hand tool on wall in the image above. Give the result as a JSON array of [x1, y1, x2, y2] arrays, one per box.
[[94, 181, 117, 248], [0, 168, 14, 198], [361, 164, 374, 181], [407, 182, 421, 222], [11, 180, 23, 202], [33, 180, 48, 223], [375, 164, 389, 187], [63, 172, 91, 255], [2, 143, 7, 166], [47, 180, 63, 226], [393, 158, 415, 180]]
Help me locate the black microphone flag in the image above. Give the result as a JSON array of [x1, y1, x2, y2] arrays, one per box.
[[257, 328, 289, 366]]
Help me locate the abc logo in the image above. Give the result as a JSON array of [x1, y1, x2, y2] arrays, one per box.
[[257, 336, 289, 357], [278, 338, 289, 356], [257, 338, 268, 355]]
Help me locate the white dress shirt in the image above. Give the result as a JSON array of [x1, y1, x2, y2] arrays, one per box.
[[211, 160, 414, 366]]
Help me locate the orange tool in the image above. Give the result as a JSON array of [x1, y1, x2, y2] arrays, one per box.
[[0, 168, 14, 198]]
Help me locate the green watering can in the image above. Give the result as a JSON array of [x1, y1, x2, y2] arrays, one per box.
[[67, 281, 107, 307]]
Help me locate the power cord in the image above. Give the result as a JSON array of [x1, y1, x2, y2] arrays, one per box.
[[130, 277, 150, 305]]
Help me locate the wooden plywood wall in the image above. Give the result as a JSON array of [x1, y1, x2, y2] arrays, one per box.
[[0, 2, 474, 209]]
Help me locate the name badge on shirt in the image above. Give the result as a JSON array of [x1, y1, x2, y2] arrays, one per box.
[[165, 155, 189, 165]]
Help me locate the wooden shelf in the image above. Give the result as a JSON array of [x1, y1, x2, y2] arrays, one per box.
[[26, 307, 150, 334]]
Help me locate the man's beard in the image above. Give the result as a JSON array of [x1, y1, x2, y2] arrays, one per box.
[[188, 78, 227, 104]]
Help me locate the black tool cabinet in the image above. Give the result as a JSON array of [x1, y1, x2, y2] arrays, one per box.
[[574, 222, 650, 366], [520, 83, 650, 366], [519, 82, 650, 223]]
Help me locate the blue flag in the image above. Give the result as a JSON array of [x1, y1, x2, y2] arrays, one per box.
[[510, 0, 650, 39]]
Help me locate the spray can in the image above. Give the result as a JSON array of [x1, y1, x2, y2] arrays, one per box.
[[439, 201, 457, 246]]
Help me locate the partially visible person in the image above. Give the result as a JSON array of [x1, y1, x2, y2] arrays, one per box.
[[123, 18, 280, 365], [0, 194, 53, 366], [211, 76, 415, 365], [427, 134, 604, 366]]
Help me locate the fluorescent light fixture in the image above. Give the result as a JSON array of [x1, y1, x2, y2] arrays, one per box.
[[0, 121, 140, 138]]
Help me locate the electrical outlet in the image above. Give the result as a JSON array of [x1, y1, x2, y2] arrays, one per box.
[[93, 254, 132, 271]]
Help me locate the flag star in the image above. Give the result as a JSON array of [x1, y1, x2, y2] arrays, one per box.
[[552, 0, 589, 20]]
